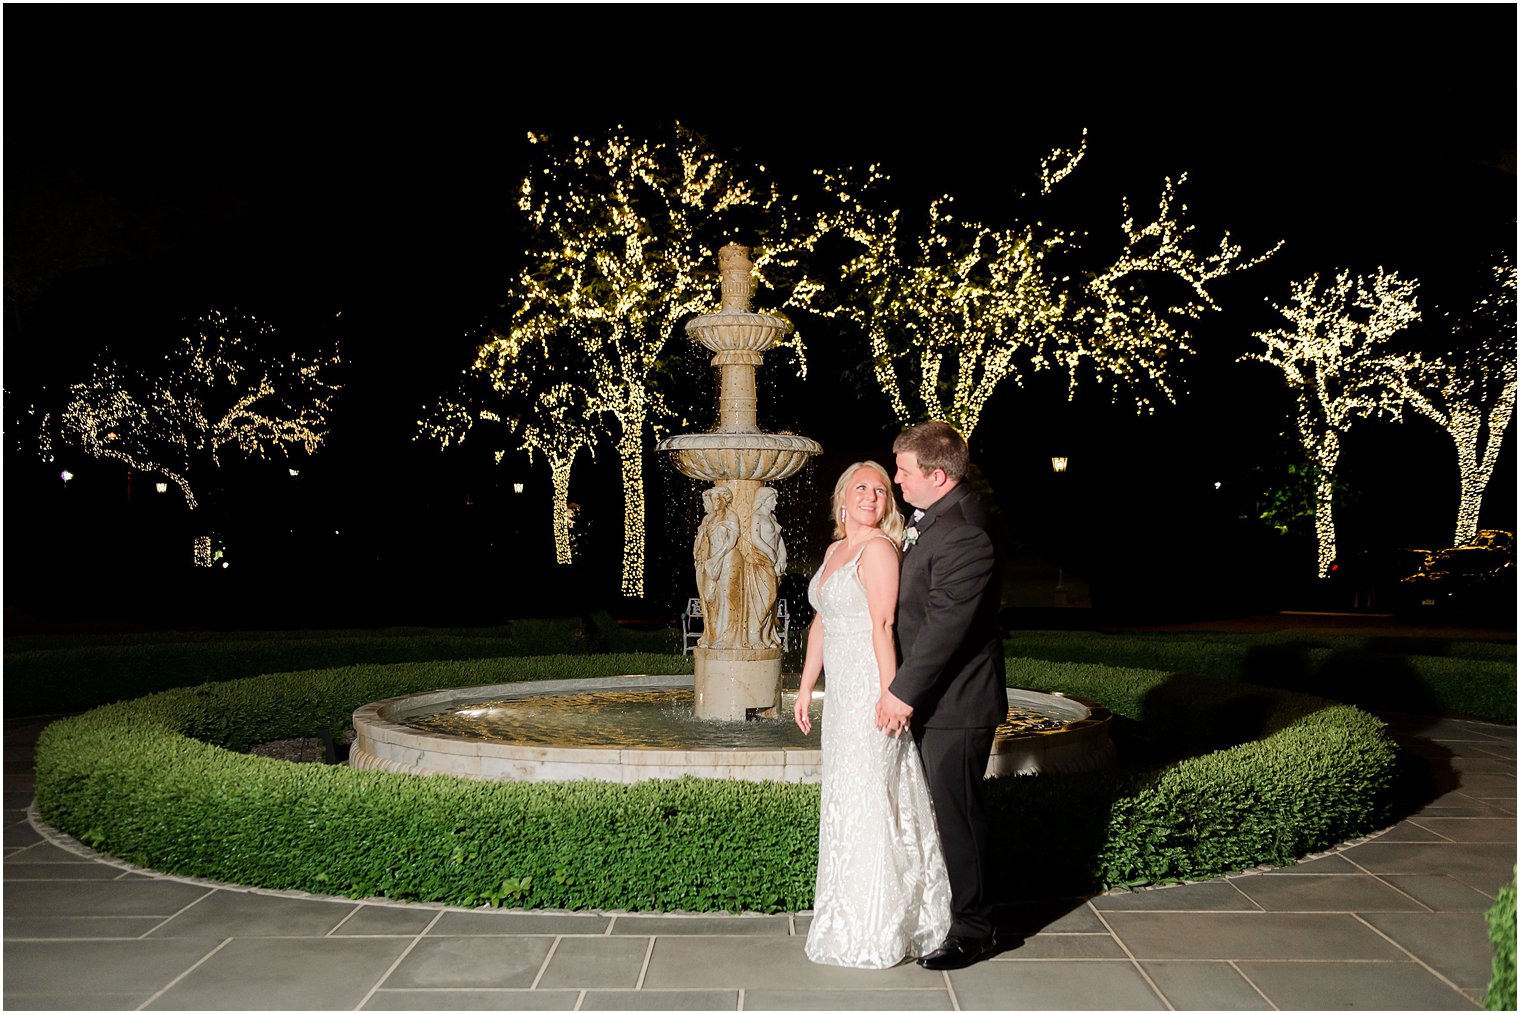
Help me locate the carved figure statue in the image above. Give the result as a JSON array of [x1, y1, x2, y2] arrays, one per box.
[[744, 486, 787, 648], [694, 485, 740, 647]]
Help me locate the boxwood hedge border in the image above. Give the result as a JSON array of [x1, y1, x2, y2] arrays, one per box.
[[34, 653, 1403, 911]]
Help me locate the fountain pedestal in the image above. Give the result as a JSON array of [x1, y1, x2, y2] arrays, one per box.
[[658, 244, 821, 721]]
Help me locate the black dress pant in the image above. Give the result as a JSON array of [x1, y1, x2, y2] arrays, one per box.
[[913, 725, 997, 940]]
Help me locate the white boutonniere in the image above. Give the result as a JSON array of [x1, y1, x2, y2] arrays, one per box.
[[902, 526, 919, 550]]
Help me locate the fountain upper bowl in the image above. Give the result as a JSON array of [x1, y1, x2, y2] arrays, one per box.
[[685, 311, 791, 354], [657, 432, 822, 482]]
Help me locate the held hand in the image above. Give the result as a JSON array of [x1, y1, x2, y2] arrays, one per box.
[[793, 690, 812, 735], [874, 690, 914, 738]]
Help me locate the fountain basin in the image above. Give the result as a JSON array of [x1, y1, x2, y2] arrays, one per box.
[[350, 675, 1113, 784], [657, 432, 822, 483], [686, 312, 791, 353]]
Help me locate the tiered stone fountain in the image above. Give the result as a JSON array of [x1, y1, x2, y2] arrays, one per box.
[[656, 243, 821, 720], [349, 244, 1115, 783]]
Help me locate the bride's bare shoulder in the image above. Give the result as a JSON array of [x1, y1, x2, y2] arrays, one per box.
[[860, 535, 900, 564]]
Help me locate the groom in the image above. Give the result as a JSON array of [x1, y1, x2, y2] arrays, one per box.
[[877, 420, 1006, 970]]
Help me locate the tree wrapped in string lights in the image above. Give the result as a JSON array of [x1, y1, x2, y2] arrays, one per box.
[[507, 126, 814, 597], [797, 133, 1277, 437], [419, 326, 600, 566], [1244, 268, 1421, 577], [43, 309, 341, 566], [1380, 257, 1517, 546]]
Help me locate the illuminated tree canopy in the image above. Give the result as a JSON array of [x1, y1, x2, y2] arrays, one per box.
[[419, 325, 600, 566], [796, 133, 1277, 437], [1244, 268, 1421, 577], [1379, 257, 1517, 546], [505, 125, 815, 597], [46, 307, 340, 507]]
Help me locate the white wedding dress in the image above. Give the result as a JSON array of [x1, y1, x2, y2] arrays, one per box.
[[805, 539, 952, 968]]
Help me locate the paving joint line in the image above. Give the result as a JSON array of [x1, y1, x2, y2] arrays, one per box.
[[1404, 817, 1460, 843], [1366, 872, 1438, 912], [1221, 876, 1267, 912], [1084, 900, 1175, 1011], [1349, 912, 1482, 1003], [138, 885, 218, 939], [634, 935, 655, 990], [1227, 958, 1281, 1011], [326, 904, 363, 936], [354, 907, 445, 1011], [942, 968, 960, 1011], [132, 935, 232, 1011], [530, 935, 564, 990]]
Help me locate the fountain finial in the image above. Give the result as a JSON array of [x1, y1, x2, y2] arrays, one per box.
[[718, 243, 754, 314]]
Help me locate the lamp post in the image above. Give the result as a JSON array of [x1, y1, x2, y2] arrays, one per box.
[[1051, 456, 1069, 607]]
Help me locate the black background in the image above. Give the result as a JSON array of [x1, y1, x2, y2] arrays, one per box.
[[5, 9, 1515, 626]]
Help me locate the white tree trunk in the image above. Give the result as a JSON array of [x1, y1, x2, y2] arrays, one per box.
[[616, 397, 647, 597], [1306, 430, 1341, 579], [1448, 403, 1510, 546], [549, 455, 575, 566]]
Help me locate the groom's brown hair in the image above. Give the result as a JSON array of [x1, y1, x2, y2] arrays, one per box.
[[893, 420, 969, 482]]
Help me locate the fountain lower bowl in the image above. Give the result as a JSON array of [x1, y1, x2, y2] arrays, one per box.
[[350, 675, 1114, 783]]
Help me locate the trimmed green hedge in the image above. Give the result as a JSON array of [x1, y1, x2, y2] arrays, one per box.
[[1004, 630, 1515, 721], [1487, 869, 1517, 1011], [35, 651, 1403, 910], [998, 658, 1402, 889]]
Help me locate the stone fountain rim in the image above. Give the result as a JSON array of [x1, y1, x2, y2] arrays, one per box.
[[656, 432, 823, 452], [685, 310, 792, 331], [349, 675, 1114, 783]]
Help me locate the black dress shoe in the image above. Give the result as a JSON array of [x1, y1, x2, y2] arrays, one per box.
[[917, 934, 997, 970]]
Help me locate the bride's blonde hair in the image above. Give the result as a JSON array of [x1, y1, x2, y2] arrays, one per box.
[[830, 460, 905, 545]]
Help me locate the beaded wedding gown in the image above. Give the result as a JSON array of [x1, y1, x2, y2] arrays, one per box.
[[804, 539, 952, 969]]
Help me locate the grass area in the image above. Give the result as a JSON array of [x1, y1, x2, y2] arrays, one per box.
[[8, 623, 1509, 721], [1004, 630, 1515, 721], [4, 614, 676, 715]]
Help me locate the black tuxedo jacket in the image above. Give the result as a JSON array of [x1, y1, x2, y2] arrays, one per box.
[[892, 483, 1007, 728]]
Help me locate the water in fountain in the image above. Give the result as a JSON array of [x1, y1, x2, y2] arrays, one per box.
[[401, 688, 1081, 750]]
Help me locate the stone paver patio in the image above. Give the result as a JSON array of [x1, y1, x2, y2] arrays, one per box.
[[4, 713, 1511, 1010]]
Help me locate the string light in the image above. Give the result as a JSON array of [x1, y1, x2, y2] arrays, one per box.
[[419, 328, 599, 567], [1244, 268, 1421, 577], [795, 140, 1277, 437], [500, 125, 819, 596], [44, 309, 340, 565], [1377, 256, 1517, 546]]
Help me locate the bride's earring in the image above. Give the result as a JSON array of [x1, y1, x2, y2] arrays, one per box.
[[839, 507, 847, 521]]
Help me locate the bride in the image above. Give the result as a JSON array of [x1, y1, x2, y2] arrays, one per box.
[[793, 461, 952, 968]]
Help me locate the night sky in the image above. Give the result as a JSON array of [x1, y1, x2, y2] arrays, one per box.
[[5, 10, 1515, 626]]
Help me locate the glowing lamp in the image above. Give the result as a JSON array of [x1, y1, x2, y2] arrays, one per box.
[[155, 482, 169, 494], [513, 482, 525, 494], [60, 469, 74, 483], [1050, 456, 1069, 474]]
